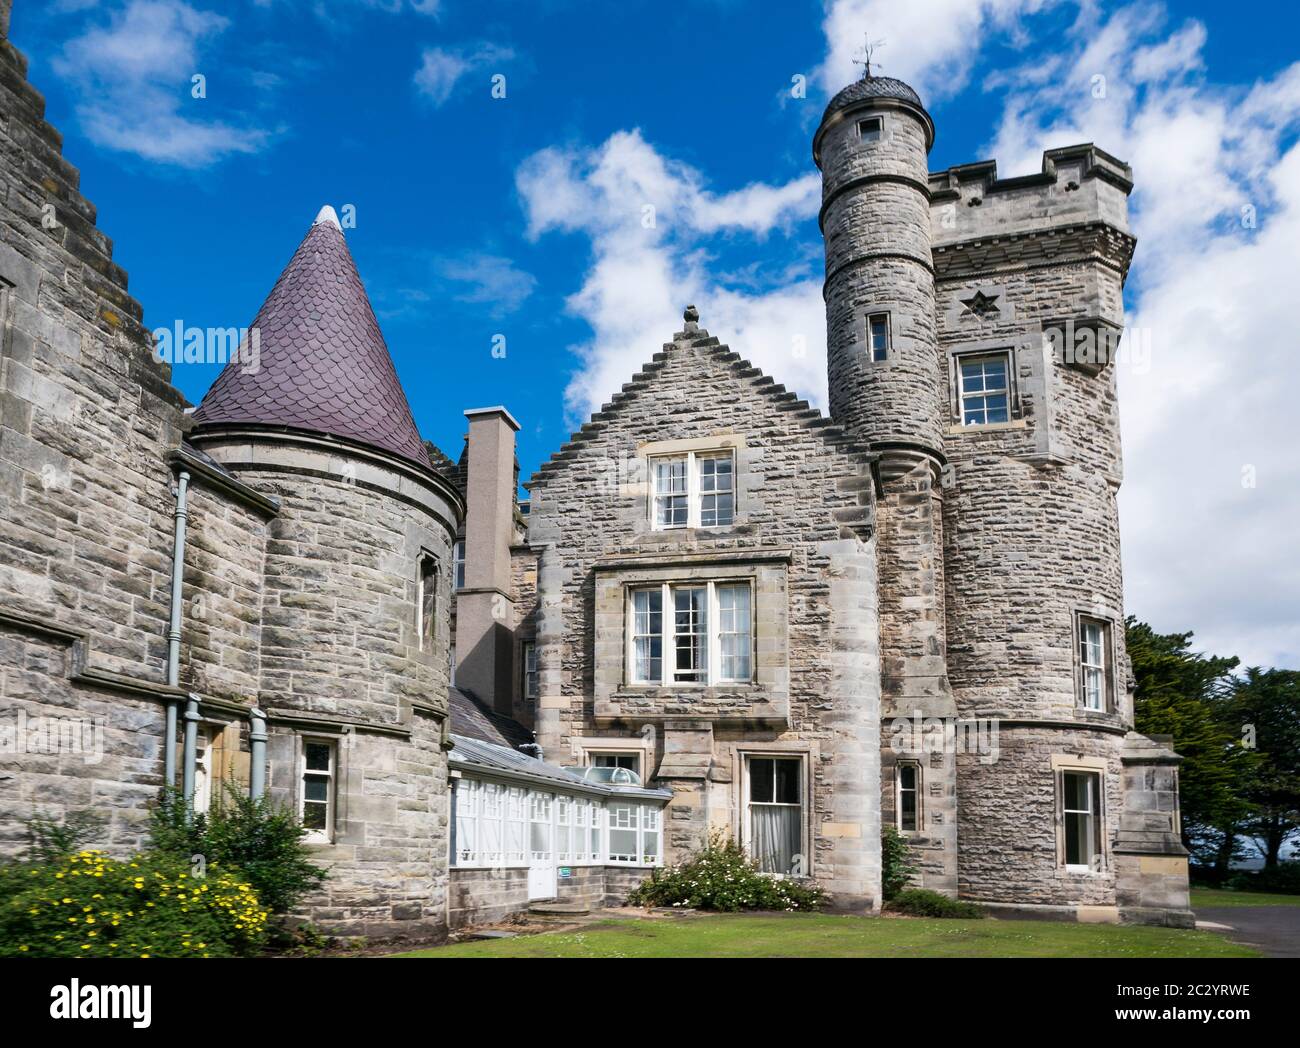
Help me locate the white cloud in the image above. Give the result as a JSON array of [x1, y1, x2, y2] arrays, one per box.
[[977, 3, 1300, 668], [817, 0, 1059, 101], [414, 43, 513, 106], [516, 130, 823, 422], [53, 0, 270, 167], [439, 253, 537, 317]]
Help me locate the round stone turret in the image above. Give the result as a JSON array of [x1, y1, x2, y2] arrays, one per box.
[[815, 73, 944, 474]]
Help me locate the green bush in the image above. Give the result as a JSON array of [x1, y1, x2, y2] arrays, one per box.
[[149, 786, 327, 914], [887, 888, 985, 919], [628, 833, 826, 912], [881, 825, 916, 901], [1225, 862, 1300, 895], [0, 849, 269, 957]]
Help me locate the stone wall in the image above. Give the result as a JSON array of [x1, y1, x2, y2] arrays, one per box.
[[192, 430, 460, 935], [956, 726, 1122, 909], [524, 327, 883, 907], [448, 864, 651, 930], [0, 16, 188, 852]]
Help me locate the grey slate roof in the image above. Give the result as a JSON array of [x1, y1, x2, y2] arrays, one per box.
[[823, 74, 925, 120], [192, 212, 431, 468], [447, 686, 534, 750]]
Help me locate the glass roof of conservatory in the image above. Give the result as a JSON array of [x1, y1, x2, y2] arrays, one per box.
[[448, 734, 670, 802]]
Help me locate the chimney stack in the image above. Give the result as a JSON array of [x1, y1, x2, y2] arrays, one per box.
[[454, 406, 520, 713]]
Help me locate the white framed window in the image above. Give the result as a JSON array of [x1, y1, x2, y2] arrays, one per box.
[[897, 761, 921, 832], [590, 752, 640, 775], [521, 641, 538, 703], [1060, 769, 1103, 872], [300, 738, 336, 843], [417, 554, 437, 651], [867, 312, 890, 362], [529, 792, 552, 863], [605, 801, 661, 866], [627, 581, 753, 686], [452, 540, 466, 589], [958, 352, 1011, 425], [650, 450, 735, 529], [505, 786, 527, 864], [589, 800, 604, 861], [1078, 616, 1111, 711], [745, 755, 803, 876], [858, 116, 882, 142], [193, 726, 217, 815]]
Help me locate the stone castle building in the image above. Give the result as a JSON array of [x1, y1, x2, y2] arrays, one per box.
[[0, 0, 1191, 936]]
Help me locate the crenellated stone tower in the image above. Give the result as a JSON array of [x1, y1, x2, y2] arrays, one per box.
[[815, 74, 959, 895]]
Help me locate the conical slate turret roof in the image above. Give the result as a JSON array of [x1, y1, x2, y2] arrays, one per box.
[[193, 206, 430, 468]]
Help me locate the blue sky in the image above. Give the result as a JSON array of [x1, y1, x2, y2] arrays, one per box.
[[14, 0, 1300, 670]]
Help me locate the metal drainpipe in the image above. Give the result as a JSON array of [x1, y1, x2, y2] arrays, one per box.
[[163, 468, 191, 788], [248, 707, 267, 801], [181, 693, 200, 816]]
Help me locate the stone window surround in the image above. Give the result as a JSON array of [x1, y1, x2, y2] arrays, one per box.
[[1070, 607, 1119, 715], [593, 549, 791, 725], [1050, 754, 1109, 875], [519, 638, 538, 705], [895, 758, 923, 834], [647, 447, 736, 531], [948, 342, 1020, 427], [571, 735, 654, 779], [632, 434, 749, 537], [864, 309, 892, 364], [626, 578, 752, 687], [415, 546, 440, 656], [299, 732, 340, 845], [733, 742, 815, 878]]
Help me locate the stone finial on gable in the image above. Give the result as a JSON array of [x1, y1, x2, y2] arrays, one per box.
[[683, 304, 700, 333]]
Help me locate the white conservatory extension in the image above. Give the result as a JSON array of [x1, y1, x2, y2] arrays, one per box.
[[446, 733, 671, 927]]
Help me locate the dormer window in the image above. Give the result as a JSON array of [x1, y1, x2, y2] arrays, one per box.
[[651, 450, 734, 529], [868, 312, 890, 362], [858, 116, 882, 142]]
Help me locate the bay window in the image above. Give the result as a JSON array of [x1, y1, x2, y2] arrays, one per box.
[[651, 450, 735, 529], [628, 581, 752, 686]]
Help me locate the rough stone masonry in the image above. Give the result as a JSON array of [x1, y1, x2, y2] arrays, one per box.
[[0, 0, 1191, 935]]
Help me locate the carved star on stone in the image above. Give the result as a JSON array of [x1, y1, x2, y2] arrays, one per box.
[[961, 291, 1001, 319]]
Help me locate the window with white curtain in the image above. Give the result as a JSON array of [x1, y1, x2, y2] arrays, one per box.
[[628, 581, 752, 686], [746, 756, 802, 876], [650, 451, 735, 529]]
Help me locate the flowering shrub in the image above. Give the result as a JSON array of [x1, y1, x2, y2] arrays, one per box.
[[150, 786, 327, 915], [628, 834, 826, 912], [0, 850, 270, 958]]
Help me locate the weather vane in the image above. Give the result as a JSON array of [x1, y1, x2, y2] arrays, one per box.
[[852, 34, 886, 78]]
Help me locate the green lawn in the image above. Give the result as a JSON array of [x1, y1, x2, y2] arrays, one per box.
[[1192, 887, 1300, 909], [390, 913, 1259, 959]]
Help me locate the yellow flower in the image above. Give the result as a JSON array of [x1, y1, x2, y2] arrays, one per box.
[[18, 945, 28, 952]]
